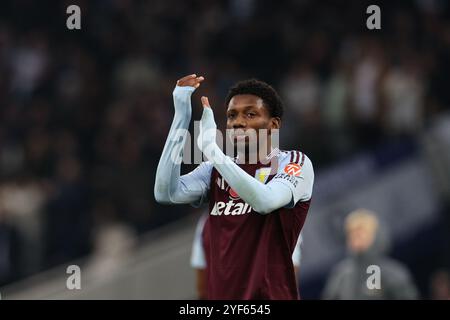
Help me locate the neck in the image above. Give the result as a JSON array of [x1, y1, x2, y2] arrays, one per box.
[[236, 140, 274, 164]]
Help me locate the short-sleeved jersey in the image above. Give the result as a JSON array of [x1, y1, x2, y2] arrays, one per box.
[[185, 149, 314, 299]]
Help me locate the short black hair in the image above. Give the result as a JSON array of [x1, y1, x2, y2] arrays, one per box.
[[225, 79, 284, 119]]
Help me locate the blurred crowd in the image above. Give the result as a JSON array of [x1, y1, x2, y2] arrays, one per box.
[[0, 0, 449, 295]]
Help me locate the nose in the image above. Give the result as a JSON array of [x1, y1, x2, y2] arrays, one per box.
[[232, 115, 247, 129]]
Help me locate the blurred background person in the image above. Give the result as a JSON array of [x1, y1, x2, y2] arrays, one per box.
[[322, 209, 419, 300]]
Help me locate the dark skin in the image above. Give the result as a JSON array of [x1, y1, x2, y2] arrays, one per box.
[[176, 74, 281, 162], [225, 94, 281, 162], [176, 74, 205, 88]]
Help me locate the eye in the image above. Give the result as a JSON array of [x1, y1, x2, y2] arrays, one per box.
[[247, 112, 256, 118], [227, 113, 236, 119]]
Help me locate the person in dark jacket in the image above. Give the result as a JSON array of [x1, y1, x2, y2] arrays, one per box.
[[322, 208, 419, 300]]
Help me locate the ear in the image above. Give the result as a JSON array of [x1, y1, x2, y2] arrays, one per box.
[[270, 117, 281, 130]]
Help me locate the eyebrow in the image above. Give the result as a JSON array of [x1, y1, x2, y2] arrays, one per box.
[[227, 105, 259, 113]]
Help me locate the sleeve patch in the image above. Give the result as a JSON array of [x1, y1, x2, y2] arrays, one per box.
[[284, 163, 302, 177]]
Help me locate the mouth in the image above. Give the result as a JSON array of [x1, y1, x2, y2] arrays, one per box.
[[233, 134, 247, 141], [229, 129, 249, 142]]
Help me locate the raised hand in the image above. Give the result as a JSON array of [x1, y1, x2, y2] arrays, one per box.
[[176, 74, 205, 89], [173, 74, 205, 116], [197, 96, 218, 157]]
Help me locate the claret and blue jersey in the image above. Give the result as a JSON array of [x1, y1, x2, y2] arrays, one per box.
[[184, 149, 314, 299]]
